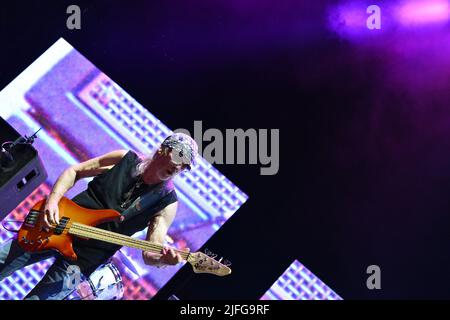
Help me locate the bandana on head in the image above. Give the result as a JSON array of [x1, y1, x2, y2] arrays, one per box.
[[161, 133, 198, 169]]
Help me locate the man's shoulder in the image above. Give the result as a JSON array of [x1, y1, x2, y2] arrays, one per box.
[[160, 200, 178, 216], [119, 149, 143, 166]]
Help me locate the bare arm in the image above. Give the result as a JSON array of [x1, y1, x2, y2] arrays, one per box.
[[43, 149, 129, 228], [47, 149, 129, 203], [142, 201, 182, 267]]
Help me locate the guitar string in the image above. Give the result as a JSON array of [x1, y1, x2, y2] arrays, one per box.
[[69, 224, 224, 273], [70, 223, 189, 258], [69, 223, 191, 260], [70, 224, 227, 270], [29, 210, 191, 259], [28, 211, 226, 268]]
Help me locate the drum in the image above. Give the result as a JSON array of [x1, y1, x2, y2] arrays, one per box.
[[76, 263, 124, 300]]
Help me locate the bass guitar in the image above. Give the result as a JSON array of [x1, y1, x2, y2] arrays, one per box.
[[17, 197, 231, 276]]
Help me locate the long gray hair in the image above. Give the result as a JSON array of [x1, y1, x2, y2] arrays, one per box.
[[134, 149, 157, 177]]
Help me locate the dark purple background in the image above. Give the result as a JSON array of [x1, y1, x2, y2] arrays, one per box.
[[2, 0, 450, 299]]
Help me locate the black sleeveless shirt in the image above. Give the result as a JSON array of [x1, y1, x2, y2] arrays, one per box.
[[70, 150, 177, 274]]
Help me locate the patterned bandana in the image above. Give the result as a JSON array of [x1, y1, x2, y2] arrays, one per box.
[[161, 133, 198, 169]]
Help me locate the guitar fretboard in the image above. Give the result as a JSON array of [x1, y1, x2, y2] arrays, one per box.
[[68, 222, 190, 260]]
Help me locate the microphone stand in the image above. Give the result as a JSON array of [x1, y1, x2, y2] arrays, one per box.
[[0, 128, 42, 171]]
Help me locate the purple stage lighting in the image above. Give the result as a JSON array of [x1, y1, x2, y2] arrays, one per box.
[[396, 0, 449, 26], [328, 0, 450, 40], [329, 3, 369, 29], [327, 1, 388, 39]]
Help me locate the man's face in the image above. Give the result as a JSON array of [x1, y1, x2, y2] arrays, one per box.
[[152, 147, 188, 180]]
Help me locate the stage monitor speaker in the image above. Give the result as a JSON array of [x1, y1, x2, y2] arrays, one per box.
[[0, 116, 48, 220]]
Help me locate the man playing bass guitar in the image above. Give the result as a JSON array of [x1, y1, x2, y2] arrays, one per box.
[[0, 133, 198, 300]]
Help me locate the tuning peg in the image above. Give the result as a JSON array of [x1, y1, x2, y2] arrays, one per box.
[[223, 259, 232, 267], [204, 249, 218, 259]]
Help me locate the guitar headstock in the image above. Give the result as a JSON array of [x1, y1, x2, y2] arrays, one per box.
[[187, 249, 232, 276]]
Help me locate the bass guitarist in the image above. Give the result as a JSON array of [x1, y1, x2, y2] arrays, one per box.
[[0, 133, 198, 300]]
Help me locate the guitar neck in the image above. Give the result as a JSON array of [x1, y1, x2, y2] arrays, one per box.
[[68, 222, 190, 260]]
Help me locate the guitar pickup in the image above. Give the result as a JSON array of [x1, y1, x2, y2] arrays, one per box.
[[54, 217, 70, 235]]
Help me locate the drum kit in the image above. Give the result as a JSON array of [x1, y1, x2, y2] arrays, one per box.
[[71, 262, 124, 300], [68, 249, 141, 300]]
